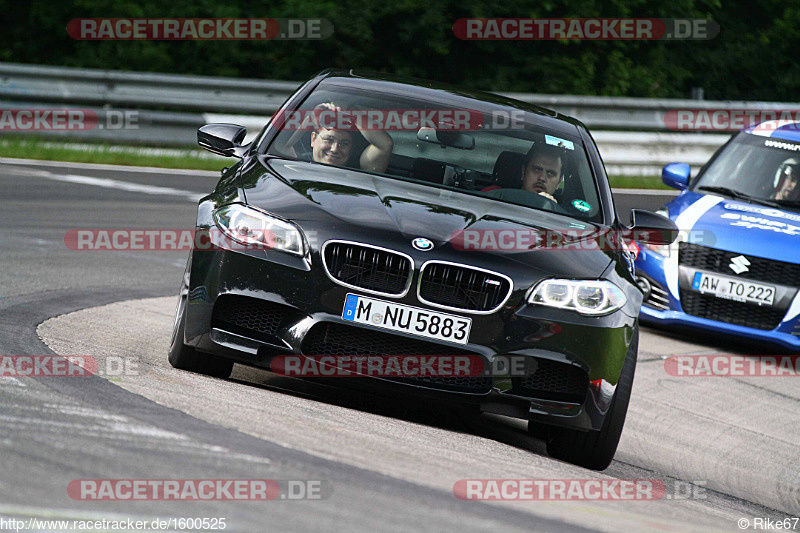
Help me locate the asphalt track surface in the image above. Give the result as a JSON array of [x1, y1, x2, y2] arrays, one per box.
[[1, 158, 797, 532]]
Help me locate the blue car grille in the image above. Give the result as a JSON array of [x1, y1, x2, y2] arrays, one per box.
[[678, 242, 800, 286], [679, 291, 786, 330], [678, 243, 793, 330]]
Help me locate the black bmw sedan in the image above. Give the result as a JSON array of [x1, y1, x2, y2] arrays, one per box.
[[168, 69, 676, 470]]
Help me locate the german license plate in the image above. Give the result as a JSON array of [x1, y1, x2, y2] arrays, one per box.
[[342, 293, 472, 344], [691, 272, 775, 306]]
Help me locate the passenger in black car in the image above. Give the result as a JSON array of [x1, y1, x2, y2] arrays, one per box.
[[281, 102, 394, 173]]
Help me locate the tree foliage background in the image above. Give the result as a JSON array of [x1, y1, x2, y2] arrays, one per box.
[[1, 0, 798, 100]]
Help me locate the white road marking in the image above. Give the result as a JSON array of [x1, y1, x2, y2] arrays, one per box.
[[1, 405, 272, 465], [46, 173, 203, 202], [0, 377, 25, 387], [0, 156, 219, 176], [2, 163, 206, 201]]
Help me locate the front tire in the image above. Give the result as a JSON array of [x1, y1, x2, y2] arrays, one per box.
[[168, 259, 233, 379], [541, 326, 639, 470]]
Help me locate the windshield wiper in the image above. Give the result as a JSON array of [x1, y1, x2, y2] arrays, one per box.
[[695, 186, 784, 208], [771, 199, 800, 208]]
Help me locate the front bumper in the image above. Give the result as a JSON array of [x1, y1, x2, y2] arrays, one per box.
[[639, 307, 800, 350], [182, 221, 637, 432], [635, 248, 800, 351]]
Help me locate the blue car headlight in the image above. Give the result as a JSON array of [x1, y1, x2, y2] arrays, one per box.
[[645, 208, 671, 256], [528, 279, 627, 316]]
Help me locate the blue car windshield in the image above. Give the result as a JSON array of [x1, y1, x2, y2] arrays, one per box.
[[693, 133, 800, 208]]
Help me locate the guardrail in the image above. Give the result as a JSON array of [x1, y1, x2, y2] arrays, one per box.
[[0, 62, 295, 114], [591, 131, 729, 176], [1, 62, 795, 176], [3, 62, 799, 130]]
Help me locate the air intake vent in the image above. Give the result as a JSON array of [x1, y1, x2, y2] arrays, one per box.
[[211, 295, 300, 341], [512, 358, 588, 403], [301, 322, 491, 393], [679, 291, 785, 330]]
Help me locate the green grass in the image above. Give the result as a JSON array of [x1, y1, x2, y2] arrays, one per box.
[[607, 175, 671, 190], [0, 138, 670, 189], [0, 138, 228, 171]]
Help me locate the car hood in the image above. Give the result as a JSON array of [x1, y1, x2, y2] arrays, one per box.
[[240, 158, 615, 278], [666, 191, 800, 262]]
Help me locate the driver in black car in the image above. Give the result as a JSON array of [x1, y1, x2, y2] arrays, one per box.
[[482, 143, 564, 204], [521, 143, 564, 202]]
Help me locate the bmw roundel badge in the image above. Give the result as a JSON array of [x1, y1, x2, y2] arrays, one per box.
[[412, 237, 434, 251]]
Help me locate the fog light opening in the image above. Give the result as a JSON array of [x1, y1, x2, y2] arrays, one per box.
[[635, 276, 652, 300]]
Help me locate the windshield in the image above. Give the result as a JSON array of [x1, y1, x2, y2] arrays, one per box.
[[693, 132, 800, 209], [263, 84, 603, 222]]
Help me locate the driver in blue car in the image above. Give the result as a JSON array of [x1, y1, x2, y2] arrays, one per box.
[[773, 159, 800, 201]]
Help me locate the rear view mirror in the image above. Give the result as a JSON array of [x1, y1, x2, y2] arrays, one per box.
[[417, 127, 475, 150], [198, 123, 248, 157]]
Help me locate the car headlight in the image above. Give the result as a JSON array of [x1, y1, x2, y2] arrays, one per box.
[[528, 279, 627, 316], [213, 204, 306, 256]]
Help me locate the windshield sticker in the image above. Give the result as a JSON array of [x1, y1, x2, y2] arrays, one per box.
[[720, 213, 800, 236], [545, 135, 574, 150], [723, 202, 800, 222], [764, 139, 800, 152], [572, 199, 592, 212]]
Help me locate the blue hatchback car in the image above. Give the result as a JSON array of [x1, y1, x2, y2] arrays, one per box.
[[634, 120, 800, 350]]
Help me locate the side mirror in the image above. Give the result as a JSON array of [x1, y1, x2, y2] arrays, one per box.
[[629, 209, 679, 245], [662, 162, 690, 190], [198, 124, 248, 157]]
